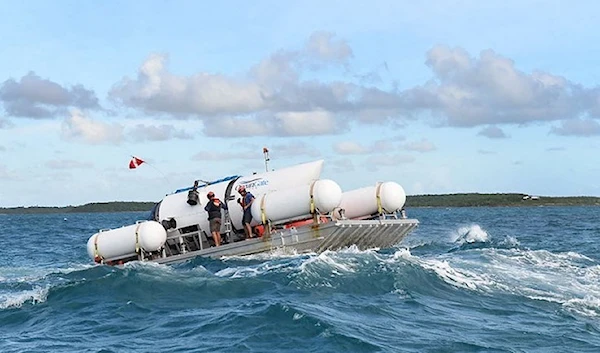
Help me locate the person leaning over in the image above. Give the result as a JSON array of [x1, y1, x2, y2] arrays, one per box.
[[237, 185, 255, 239], [204, 191, 227, 246]]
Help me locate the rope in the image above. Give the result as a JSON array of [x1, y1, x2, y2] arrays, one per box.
[[260, 194, 267, 225], [309, 181, 316, 214], [375, 182, 383, 214], [93, 234, 103, 263], [134, 223, 142, 254]]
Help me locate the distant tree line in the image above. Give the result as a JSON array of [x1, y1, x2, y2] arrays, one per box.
[[0, 202, 156, 214], [1, 194, 599, 214], [405, 193, 600, 207]]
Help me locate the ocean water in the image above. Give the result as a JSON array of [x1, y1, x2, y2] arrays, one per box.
[[1, 206, 600, 353]]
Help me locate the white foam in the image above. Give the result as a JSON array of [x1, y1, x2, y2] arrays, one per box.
[[215, 259, 296, 278], [123, 260, 171, 271], [500, 236, 520, 247], [375, 248, 414, 266], [333, 244, 380, 255], [215, 266, 263, 278], [0, 264, 96, 285], [451, 224, 490, 244], [419, 258, 489, 291], [223, 248, 307, 262], [218, 247, 393, 286], [299, 251, 357, 275], [418, 248, 600, 317], [0, 287, 49, 309], [563, 296, 600, 317], [391, 248, 413, 260]]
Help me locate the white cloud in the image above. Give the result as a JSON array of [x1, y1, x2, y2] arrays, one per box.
[[251, 50, 300, 87], [110, 53, 266, 116], [107, 33, 600, 138], [61, 110, 124, 144], [478, 126, 508, 139], [128, 123, 194, 141], [550, 119, 600, 137], [333, 141, 368, 154], [426, 46, 473, 78], [201, 110, 343, 137], [107, 32, 404, 137], [274, 110, 339, 136], [371, 139, 397, 151], [0, 72, 100, 118], [202, 116, 270, 137], [400, 46, 600, 127], [305, 31, 353, 64]]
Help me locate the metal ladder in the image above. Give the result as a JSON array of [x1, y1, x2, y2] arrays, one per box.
[[223, 209, 232, 243]]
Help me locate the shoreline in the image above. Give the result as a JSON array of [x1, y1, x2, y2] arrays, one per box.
[[1, 194, 599, 214]]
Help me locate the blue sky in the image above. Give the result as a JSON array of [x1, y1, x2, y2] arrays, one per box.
[[1, 1, 600, 207]]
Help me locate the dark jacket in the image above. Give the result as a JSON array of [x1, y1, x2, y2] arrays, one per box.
[[204, 200, 227, 220]]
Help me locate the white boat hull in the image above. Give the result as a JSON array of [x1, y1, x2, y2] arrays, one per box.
[[86, 159, 419, 265], [150, 217, 419, 265]]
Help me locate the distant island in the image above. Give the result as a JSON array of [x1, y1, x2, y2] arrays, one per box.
[[406, 193, 600, 207], [0, 201, 156, 215], [0, 193, 598, 214]]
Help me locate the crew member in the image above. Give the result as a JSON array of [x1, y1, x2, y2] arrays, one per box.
[[237, 185, 255, 239], [204, 191, 227, 246]]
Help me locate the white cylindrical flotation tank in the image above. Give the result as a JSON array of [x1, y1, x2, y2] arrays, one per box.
[[156, 160, 325, 232], [250, 179, 342, 225], [332, 181, 406, 220], [86, 221, 167, 261]]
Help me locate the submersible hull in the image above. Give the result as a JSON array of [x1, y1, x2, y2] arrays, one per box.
[[86, 160, 419, 265]]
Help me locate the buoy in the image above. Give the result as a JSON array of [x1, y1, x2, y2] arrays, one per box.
[[282, 216, 328, 229], [254, 225, 265, 237], [283, 218, 314, 229]]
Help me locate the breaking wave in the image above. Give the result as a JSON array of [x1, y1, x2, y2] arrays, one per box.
[[2, 207, 600, 352]]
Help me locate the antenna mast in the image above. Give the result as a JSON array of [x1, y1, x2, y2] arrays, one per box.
[[263, 147, 270, 172]]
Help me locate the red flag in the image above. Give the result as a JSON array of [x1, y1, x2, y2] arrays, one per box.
[[129, 156, 145, 169]]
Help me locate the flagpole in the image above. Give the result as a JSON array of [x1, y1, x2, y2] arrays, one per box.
[[263, 147, 270, 172], [142, 160, 168, 179]]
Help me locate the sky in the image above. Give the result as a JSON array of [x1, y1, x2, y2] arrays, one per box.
[[1, 1, 600, 207]]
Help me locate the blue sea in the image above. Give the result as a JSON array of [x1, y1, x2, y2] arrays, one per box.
[[1, 206, 600, 352]]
